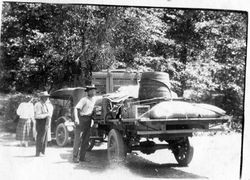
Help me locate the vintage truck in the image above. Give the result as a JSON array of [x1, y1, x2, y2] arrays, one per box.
[[50, 71, 229, 166]]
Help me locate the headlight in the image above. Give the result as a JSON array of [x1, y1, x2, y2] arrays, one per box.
[[64, 121, 74, 126], [67, 126, 74, 132]]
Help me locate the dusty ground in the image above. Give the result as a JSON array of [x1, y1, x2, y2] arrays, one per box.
[[0, 123, 242, 180]]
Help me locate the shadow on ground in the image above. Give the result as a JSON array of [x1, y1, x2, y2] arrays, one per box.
[[125, 156, 207, 179], [59, 149, 207, 179]]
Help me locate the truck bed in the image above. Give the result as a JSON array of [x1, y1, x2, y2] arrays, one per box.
[[101, 115, 230, 137]]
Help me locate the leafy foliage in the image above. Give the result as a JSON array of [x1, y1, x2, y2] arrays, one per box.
[[0, 3, 246, 118]]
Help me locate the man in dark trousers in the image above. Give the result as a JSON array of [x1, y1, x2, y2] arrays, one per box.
[[73, 85, 97, 163], [34, 91, 50, 157]]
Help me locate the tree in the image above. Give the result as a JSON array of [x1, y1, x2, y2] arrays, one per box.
[[0, 3, 246, 118], [1, 3, 67, 91], [199, 11, 247, 116]]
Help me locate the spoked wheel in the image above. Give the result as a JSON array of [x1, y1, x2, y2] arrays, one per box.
[[107, 129, 126, 163], [56, 123, 69, 147], [170, 137, 194, 166]]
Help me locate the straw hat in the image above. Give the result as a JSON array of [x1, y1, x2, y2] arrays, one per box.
[[38, 91, 50, 97], [85, 85, 97, 92]]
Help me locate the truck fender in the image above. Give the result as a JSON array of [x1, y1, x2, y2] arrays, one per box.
[[56, 116, 75, 132]]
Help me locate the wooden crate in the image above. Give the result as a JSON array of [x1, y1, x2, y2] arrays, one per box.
[[92, 69, 140, 94]]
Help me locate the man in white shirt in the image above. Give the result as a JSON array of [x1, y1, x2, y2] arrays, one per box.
[[34, 91, 50, 157], [73, 85, 97, 163]]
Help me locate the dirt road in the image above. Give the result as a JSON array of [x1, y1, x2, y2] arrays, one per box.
[[0, 128, 241, 180]]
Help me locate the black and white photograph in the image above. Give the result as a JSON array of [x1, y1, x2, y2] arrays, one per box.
[[0, 0, 249, 179]]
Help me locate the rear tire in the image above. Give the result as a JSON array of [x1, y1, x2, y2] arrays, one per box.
[[170, 137, 194, 166], [107, 129, 126, 163], [56, 123, 69, 147]]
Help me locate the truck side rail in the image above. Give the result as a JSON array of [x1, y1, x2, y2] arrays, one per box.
[[136, 128, 224, 135], [104, 116, 230, 123], [138, 116, 230, 124]]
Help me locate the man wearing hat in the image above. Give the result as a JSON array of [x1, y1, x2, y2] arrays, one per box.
[[73, 85, 97, 163], [34, 91, 50, 156]]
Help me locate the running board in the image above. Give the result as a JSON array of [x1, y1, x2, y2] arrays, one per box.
[[89, 136, 104, 140]]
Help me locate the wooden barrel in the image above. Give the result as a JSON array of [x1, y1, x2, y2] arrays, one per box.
[[138, 72, 171, 100]]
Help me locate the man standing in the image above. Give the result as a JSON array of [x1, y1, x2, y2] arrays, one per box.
[[34, 91, 50, 157], [73, 85, 97, 163]]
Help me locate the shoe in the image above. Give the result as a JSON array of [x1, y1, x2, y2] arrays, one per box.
[[35, 153, 40, 157], [40, 152, 45, 157], [79, 161, 88, 166], [73, 158, 79, 163], [72, 154, 79, 163], [79, 158, 91, 163]]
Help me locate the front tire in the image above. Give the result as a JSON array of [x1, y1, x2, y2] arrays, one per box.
[[107, 129, 126, 163], [55, 123, 69, 147]]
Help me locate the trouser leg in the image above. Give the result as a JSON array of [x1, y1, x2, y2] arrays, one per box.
[[73, 125, 82, 159], [41, 127, 47, 154], [35, 119, 46, 155], [32, 121, 37, 141], [47, 118, 52, 142], [79, 118, 91, 161], [36, 120, 42, 155]]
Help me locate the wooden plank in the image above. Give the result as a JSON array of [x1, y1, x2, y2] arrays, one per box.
[[137, 128, 224, 135], [101, 117, 228, 124], [139, 117, 229, 123]]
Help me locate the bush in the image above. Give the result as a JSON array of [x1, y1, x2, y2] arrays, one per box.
[[0, 93, 9, 116]]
